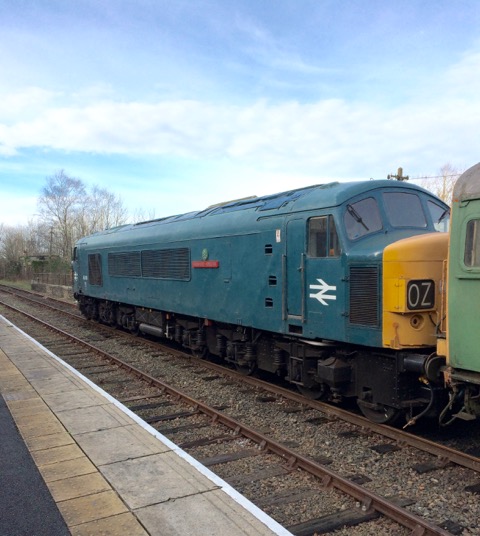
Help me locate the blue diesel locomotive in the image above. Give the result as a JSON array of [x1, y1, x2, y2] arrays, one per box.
[[72, 179, 450, 424]]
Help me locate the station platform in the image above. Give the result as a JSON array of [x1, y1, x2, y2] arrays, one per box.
[[0, 315, 291, 536]]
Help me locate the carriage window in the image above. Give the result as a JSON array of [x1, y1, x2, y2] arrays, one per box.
[[464, 219, 480, 267], [344, 198, 382, 240], [308, 215, 340, 257], [428, 200, 450, 232], [383, 192, 427, 228]]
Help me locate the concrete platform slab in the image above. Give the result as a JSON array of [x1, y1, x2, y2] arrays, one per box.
[[135, 488, 280, 536], [42, 387, 106, 411], [55, 402, 132, 434], [74, 424, 169, 465], [100, 451, 218, 509]]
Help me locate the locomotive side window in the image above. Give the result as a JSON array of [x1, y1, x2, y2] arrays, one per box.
[[383, 192, 427, 228], [428, 200, 450, 232], [344, 198, 382, 240], [308, 215, 340, 257], [88, 254, 103, 286], [464, 219, 480, 267]]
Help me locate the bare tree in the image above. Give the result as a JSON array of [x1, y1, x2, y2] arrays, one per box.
[[421, 163, 462, 205], [37, 170, 129, 260], [82, 186, 128, 233], [0, 225, 30, 279], [130, 207, 157, 223], [37, 170, 86, 259]]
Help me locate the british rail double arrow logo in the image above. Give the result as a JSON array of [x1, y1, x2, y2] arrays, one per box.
[[309, 279, 337, 305]]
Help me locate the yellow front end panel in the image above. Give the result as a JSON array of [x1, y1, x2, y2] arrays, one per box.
[[383, 233, 448, 349]]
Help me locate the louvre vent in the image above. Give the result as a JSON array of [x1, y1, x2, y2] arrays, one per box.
[[349, 266, 379, 326], [108, 252, 141, 277], [88, 254, 103, 286], [141, 248, 190, 280]]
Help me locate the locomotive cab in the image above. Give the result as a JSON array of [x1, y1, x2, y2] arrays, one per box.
[[282, 184, 450, 423]]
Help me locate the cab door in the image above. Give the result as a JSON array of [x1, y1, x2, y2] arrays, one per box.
[[285, 215, 345, 341], [303, 215, 346, 342]]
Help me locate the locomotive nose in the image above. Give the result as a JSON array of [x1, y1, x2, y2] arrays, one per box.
[[382, 232, 448, 350]]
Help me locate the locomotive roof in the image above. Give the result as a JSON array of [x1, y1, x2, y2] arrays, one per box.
[[78, 178, 441, 244], [453, 162, 480, 202]]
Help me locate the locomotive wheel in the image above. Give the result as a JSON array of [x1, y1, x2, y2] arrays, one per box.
[[130, 325, 140, 336], [358, 402, 402, 424], [297, 384, 327, 400], [191, 347, 208, 359], [235, 362, 256, 376]]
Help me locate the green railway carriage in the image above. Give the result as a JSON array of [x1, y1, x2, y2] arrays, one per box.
[[73, 179, 449, 423], [441, 162, 480, 422]]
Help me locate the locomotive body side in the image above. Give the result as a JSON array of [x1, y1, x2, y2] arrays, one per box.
[[72, 179, 450, 423]]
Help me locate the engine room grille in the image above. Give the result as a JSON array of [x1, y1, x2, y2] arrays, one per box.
[[88, 254, 103, 286], [108, 252, 141, 277], [141, 248, 190, 280], [349, 265, 379, 326]]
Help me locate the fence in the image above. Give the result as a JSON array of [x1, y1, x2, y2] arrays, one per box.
[[32, 273, 72, 287]]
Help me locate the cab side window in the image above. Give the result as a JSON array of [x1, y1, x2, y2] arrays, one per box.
[[308, 216, 340, 257], [344, 197, 382, 240], [465, 219, 480, 267], [383, 192, 426, 228]]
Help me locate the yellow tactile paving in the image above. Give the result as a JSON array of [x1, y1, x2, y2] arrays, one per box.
[[31, 442, 86, 466], [47, 472, 112, 502], [38, 456, 98, 483], [56, 490, 129, 526], [0, 374, 29, 390], [24, 430, 75, 452], [15, 413, 67, 438], [69, 512, 149, 536], [6, 397, 50, 417]]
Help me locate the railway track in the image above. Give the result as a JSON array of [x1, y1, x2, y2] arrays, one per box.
[[0, 285, 479, 534]]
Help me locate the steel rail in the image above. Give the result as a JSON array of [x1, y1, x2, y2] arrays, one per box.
[[203, 363, 480, 474], [0, 300, 451, 535], [2, 285, 479, 474]]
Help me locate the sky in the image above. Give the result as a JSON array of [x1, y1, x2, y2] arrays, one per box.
[[1, 0, 480, 226]]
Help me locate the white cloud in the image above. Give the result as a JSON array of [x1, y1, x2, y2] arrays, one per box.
[[0, 47, 479, 181], [0, 192, 38, 226]]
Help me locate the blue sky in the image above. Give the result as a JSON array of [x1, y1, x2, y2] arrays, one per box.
[[1, 0, 480, 225]]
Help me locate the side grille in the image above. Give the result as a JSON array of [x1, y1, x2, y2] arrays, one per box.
[[141, 248, 190, 280], [349, 266, 379, 326], [108, 252, 141, 277], [88, 254, 103, 286]]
